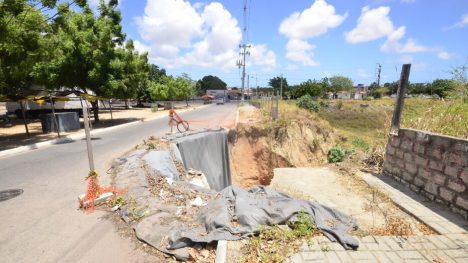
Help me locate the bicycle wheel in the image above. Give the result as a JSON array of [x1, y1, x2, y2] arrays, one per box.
[[177, 120, 189, 132]]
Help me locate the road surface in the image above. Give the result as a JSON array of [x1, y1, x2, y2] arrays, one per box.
[[0, 103, 237, 263]]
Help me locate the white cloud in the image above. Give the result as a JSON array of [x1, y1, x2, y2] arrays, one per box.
[[401, 0, 416, 3], [133, 40, 150, 54], [381, 26, 429, 53], [437, 51, 454, 60], [279, 0, 345, 66], [285, 39, 318, 66], [135, 0, 274, 69], [454, 13, 468, 28], [345, 6, 396, 43], [249, 44, 277, 69], [347, 5, 452, 60], [279, 0, 347, 39]]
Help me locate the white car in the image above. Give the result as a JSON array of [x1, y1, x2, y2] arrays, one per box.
[[215, 98, 225, 105]]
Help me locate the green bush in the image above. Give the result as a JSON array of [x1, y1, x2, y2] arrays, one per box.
[[327, 146, 346, 163], [297, 95, 320, 112]]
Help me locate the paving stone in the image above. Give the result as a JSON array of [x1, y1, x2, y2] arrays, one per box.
[[335, 251, 353, 262], [328, 242, 346, 251], [289, 253, 304, 263], [349, 251, 375, 260], [302, 251, 325, 261], [423, 250, 457, 263], [324, 252, 340, 262], [371, 251, 393, 263], [437, 235, 463, 249], [403, 260, 429, 263], [444, 249, 468, 258], [384, 251, 402, 262], [364, 242, 390, 251], [397, 250, 425, 260]]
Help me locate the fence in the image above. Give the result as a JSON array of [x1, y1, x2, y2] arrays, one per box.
[[250, 96, 280, 120]]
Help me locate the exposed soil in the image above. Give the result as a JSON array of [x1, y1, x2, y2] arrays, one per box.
[[230, 105, 335, 188]]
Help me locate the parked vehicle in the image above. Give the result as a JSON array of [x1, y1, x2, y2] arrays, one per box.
[[215, 98, 225, 105], [6, 97, 93, 119]]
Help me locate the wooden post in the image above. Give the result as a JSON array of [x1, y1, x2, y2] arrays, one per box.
[[82, 98, 95, 171], [20, 101, 30, 138], [390, 64, 411, 135]]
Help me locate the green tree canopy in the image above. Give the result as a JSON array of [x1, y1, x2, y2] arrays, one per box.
[[329, 75, 353, 92], [268, 76, 288, 95], [430, 79, 457, 99], [196, 75, 227, 95], [292, 78, 329, 98]]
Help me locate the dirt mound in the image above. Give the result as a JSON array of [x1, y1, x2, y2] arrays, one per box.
[[230, 114, 335, 188]]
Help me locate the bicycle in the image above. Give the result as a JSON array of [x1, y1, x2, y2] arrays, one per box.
[[168, 109, 189, 133]]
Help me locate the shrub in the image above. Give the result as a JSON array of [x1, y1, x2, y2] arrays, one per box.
[[327, 146, 346, 163], [297, 95, 320, 112]]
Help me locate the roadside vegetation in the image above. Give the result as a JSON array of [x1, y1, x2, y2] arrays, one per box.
[[243, 211, 319, 263]]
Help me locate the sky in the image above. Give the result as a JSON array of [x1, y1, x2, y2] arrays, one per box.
[[95, 0, 468, 87]]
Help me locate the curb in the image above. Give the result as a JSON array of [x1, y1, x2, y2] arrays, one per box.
[[215, 105, 240, 263], [0, 105, 210, 159]]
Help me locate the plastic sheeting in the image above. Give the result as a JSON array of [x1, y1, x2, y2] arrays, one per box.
[[168, 185, 360, 250], [171, 129, 231, 191]]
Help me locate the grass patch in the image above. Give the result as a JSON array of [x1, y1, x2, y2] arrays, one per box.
[[243, 210, 319, 263]]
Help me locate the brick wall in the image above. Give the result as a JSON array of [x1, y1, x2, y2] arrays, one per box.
[[383, 128, 468, 218]]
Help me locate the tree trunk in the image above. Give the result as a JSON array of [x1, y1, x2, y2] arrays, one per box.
[[91, 101, 100, 123], [124, 99, 129, 109]]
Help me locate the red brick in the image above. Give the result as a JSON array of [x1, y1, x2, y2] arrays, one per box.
[[389, 136, 400, 147], [414, 156, 428, 166], [444, 166, 459, 178], [461, 168, 468, 184], [432, 137, 451, 150], [404, 153, 414, 162], [402, 171, 415, 182], [418, 168, 433, 180], [452, 142, 468, 152], [413, 143, 425, 154], [446, 152, 467, 166], [428, 148, 442, 159], [456, 197, 468, 210], [413, 176, 426, 187], [433, 174, 447, 186], [440, 187, 455, 202], [403, 129, 417, 139], [429, 161, 444, 172], [415, 132, 430, 143], [386, 145, 396, 156], [395, 150, 404, 159], [424, 182, 439, 195], [447, 179, 466, 193], [405, 162, 418, 175], [401, 139, 414, 151]]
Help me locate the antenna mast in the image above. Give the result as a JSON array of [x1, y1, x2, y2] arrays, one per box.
[[236, 0, 250, 101]]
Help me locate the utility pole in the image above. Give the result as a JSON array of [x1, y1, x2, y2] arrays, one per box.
[[280, 74, 283, 99], [236, 0, 250, 102], [390, 64, 411, 135], [255, 74, 258, 98], [376, 63, 382, 87]]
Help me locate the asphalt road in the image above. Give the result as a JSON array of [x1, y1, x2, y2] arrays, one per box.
[[0, 103, 237, 263]]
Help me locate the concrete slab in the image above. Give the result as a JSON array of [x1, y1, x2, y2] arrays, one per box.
[[271, 167, 388, 229]]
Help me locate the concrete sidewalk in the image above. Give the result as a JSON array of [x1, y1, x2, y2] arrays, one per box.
[[271, 167, 468, 263]]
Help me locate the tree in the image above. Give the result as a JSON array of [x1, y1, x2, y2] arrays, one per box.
[[111, 40, 149, 108], [0, 0, 50, 96], [268, 76, 288, 95], [196, 75, 227, 95], [329, 76, 353, 92], [292, 78, 329, 98], [35, 0, 126, 122], [450, 64, 468, 100], [431, 79, 456, 99], [383, 82, 399, 95]]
